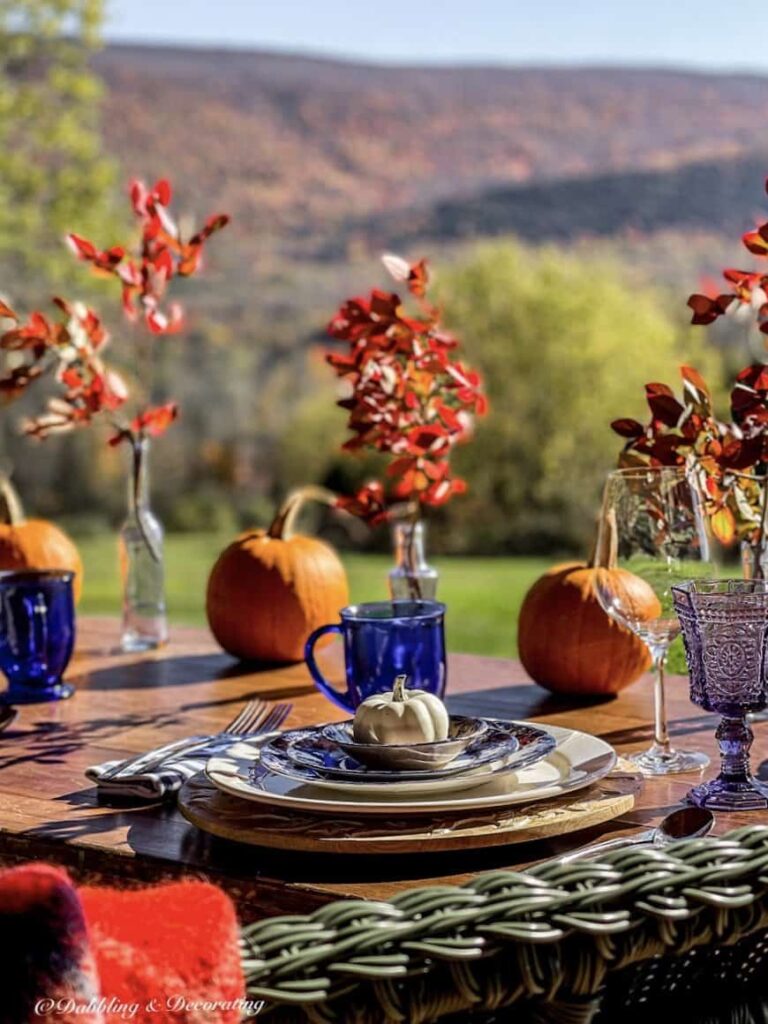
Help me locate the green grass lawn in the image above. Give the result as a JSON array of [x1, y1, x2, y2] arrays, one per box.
[[76, 533, 551, 657]]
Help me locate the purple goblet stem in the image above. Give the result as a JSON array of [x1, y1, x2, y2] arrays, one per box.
[[687, 711, 768, 809], [715, 715, 756, 788]]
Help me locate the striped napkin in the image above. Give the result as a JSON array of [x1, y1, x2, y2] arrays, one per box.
[[86, 760, 210, 802], [86, 749, 215, 801]]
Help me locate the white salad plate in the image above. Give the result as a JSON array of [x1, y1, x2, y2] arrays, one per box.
[[205, 722, 617, 816]]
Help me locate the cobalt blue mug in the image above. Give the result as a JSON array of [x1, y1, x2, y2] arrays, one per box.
[[304, 600, 447, 712], [0, 570, 76, 704]]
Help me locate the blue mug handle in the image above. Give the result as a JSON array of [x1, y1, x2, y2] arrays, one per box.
[[304, 623, 354, 712], [24, 594, 48, 678]]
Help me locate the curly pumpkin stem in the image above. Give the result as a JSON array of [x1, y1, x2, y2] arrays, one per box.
[[589, 508, 619, 570], [0, 472, 25, 527], [268, 485, 339, 540]]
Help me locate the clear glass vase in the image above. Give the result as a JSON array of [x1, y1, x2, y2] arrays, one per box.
[[119, 437, 168, 652], [388, 519, 438, 601], [742, 539, 768, 581]]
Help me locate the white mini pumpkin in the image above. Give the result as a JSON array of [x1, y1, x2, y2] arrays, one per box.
[[353, 674, 449, 745]]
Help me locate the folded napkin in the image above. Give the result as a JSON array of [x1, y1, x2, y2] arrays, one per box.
[[86, 737, 245, 801]]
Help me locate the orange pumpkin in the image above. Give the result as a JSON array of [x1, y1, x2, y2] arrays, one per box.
[[518, 523, 660, 696], [206, 486, 349, 663], [0, 475, 83, 603]]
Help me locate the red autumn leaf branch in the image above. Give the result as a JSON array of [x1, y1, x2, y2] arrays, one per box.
[[686, 177, 768, 336], [610, 364, 766, 546], [0, 177, 229, 447], [326, 254, 487, 525], [614, 174, 768, 561]]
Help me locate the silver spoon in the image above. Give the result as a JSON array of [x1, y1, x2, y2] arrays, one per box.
[[546, 805, 715, 866]]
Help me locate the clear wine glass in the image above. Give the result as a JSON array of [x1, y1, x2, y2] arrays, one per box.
[[595, 466, 714, 775]]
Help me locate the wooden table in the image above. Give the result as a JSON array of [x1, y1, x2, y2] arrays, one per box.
[[0, 617, 762, 921]]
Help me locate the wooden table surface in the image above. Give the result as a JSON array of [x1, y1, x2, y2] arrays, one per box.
[[0, 617, 764, 920]]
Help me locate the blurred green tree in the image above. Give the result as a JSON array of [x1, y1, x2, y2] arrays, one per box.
[[0, 0, 116, 293], [435, 240, 724, 554], [0, 0, 119, 512]]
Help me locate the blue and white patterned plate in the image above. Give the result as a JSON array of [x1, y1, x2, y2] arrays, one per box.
[[258, 720, 555, 795], [266, 718, 518, 782]]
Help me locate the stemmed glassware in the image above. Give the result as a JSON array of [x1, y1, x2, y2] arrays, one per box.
[[672, 579, 768, 810], [595, 466, 714, 775]]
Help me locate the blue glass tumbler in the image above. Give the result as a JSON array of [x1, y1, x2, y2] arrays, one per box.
[[0, 570, 76, 704], [304, 600, 447, 712]]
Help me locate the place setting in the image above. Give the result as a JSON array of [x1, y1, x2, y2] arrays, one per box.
[[174, 599, 639, 855], [76, 453, 768, 863], [78, 502, 768, 858], [71, 592, 641, 856]]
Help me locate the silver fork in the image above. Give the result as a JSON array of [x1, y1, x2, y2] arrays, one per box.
[[101, 700, 291, 780]]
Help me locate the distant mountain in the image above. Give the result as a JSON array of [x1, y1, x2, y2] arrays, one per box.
[[360, 153, 768, 253], [94, 45, 768, 257]]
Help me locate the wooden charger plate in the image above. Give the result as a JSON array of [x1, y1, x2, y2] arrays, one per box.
[[178, 770, 641, 855]]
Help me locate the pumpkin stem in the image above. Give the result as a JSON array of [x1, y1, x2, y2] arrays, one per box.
[[589, 508, 619, 569], [392, 674, 409, 702], [0, 472, 25, 527], [268, 485, 340, 540]]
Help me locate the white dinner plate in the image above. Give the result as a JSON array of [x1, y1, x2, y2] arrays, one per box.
[[205, 722, 616, 816]]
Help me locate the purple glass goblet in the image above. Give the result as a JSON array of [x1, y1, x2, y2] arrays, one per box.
[[672, 579, 768, 811]]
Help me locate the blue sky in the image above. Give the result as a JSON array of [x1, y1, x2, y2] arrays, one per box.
[[104, 0, 768, 70]]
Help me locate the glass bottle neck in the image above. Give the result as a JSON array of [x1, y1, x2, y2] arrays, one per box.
[[127, 438, 151, 514], [392, 520, 428, 571], [742, 538, 768, 581]]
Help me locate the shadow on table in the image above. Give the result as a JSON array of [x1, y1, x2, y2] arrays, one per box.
[[0, 709, 187, 773], [0, 653, 317, 775], [446, 683, 609, 719], [597, 715, 712, 747], [70, 653, 316, 705], [21, 787, 176, 845], [448, 685, 711, 746]]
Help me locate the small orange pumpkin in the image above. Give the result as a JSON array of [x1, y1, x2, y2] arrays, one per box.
[[518, 521, 660, 696], [0, 474, 83, 603], [206, 486, 349, 663]]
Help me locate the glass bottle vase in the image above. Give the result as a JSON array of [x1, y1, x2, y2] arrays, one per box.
[[388, 519, 438, 601], [742, 539, 768, 581], [119, 437, 168, 652]]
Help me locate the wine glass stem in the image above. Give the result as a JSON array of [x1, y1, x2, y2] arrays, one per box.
[[651, 650, 672, 755]]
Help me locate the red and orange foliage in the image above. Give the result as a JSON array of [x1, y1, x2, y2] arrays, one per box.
[[0, 178, 228, 448], [326, 254, 487, 524], [613, 174, 768, 550]]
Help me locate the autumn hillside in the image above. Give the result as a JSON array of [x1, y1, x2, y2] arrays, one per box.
[[11, 42, 766, 549], [95, 45, 768, 262]]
